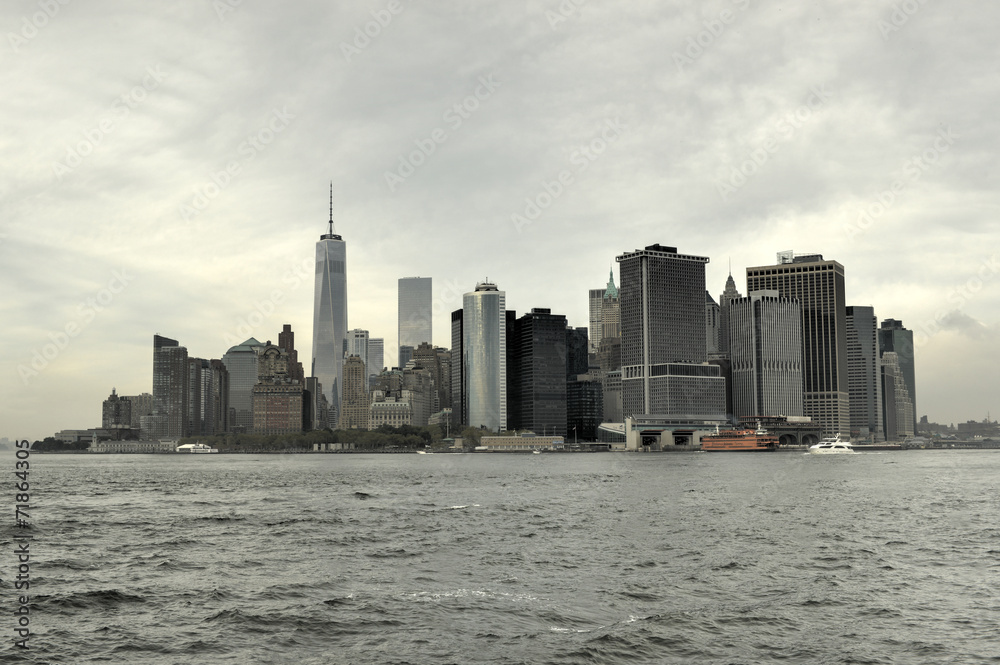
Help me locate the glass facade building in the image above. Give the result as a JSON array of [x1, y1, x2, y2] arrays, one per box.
[[398, 277, 432, 366], [313, 222, 347, 427], [222, 337, 263, 433], [846, 306, 884, 441], [463, 282, 506, 431]]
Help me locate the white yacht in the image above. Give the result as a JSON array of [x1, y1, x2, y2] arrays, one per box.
[[176, 442, 219, 453], [808, 434, 855, 454]]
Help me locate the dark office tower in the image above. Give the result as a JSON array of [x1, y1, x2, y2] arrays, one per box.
[[209, 359, 230, 434], [706, 292, 721, 355], [152, 334, 189, 438], [846, 306, 884, 442], [567, 373, 603, 442], [566, 326, 589, 379], [878, 319, 916, 434], [616, 244, 725, 419], [186, 357, 207, 437], [450, 309, 464, 426], [588, 288, 605, 354], [278, 324, 304, 384], [398, 344, 414, 369], [398, 276, 432, 364], [718, 272, 742, 356], [508, 309, 568, 436], [746, 252, 850, 437], [729, 291, 804, 420], [313, 184, 347, 427], [222, 337, 264, 433]]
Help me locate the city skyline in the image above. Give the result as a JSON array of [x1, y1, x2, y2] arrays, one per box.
[[6, 2, 999, 441]]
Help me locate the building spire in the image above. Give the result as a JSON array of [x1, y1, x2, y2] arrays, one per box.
[[328, 181, 335, 235]]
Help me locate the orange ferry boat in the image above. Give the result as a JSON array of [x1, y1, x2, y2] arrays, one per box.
[[700, 424, 778, 452]]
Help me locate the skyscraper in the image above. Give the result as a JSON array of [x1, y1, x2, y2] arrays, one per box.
[[367, 338, 384, 388], [617, 244, 725, 419], [729, 291, 804, 420], [151, 334, 188, 438], [312, 185, 347, 427], [601, 268, 620, 342], [718, 272, 742, 356], [222, 337, 263, 433], [881, 351, 914, 441], [340, 355, 370, 430], [588, 288, 605, 354], [508, 308, 568, 436], [347, 329, 370, 376], [705, 292, 721, 355], [278, 324, 304, 385], [398, 277, 432, 367], [878, 319, 916, 433], [462, 282, 506, 431], [846, 306, 884, 442], [746, 252, 850, 436], [450, 309, 464, 426]]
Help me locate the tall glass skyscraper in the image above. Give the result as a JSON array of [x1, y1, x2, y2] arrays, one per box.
[[222, 337, 263, 433], [398, 277, 432, 367], [462, 282, 506, 431], [312, 188, 347, 427]]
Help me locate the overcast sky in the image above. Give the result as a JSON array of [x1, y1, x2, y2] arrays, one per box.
[[4, 1, 998, 441]]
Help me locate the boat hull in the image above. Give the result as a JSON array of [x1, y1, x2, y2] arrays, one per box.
[[701, 429, 778, 452]]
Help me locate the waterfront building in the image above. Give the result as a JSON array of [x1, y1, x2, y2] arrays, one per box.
[[567, 372, 603, 441], [402, 364, 434, 426], [746, 252, 850, 437], [729, 291, 804, 420], [222, 337, 264, 433], [304, 376, 328, 431], [398, 276, 432, 366], [617, 244, 726, 420], [312, 185, 348, 428], [209, 359, 230, 435], [462, 282, 507, 431], [102, 388, 133, 439], [881, 351, 915, 442], [450, 309, 464, 425], [151, 334, 189, 439], [412, 342, 448, 412], [368, 394, 412, 429], [340, 355, 370, 429], [878, 319, 916, 434], [508, 308, 568, 437], [846, 306, 884, 441]]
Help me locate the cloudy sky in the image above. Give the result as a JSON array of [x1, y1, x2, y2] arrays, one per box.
[[4, 0, 998, 441]]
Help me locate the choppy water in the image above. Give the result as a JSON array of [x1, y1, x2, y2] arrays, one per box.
[[4, 450, 1000, 664]]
